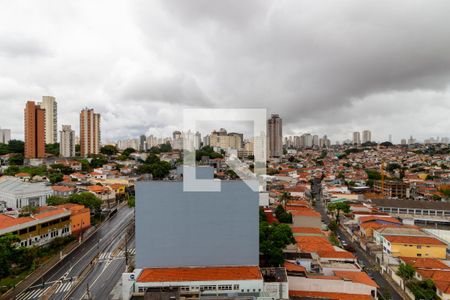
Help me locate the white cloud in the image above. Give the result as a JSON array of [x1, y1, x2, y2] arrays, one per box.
[[0, 0, 449, 143]]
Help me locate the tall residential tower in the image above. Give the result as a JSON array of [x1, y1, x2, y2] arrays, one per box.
[[60, 125, 75, 157], [24, 101, 46, 159], [267, 114, 283, 157], [38, 96, 57, 144], [80, 108, 101, 157], [362, 130, 372, 143]]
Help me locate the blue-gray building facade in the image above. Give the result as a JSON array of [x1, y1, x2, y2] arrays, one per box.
[[135, 180, 259, 268]]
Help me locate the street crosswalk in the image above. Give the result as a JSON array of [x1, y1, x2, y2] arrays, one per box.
[[16, 286, 50, 300], [117, 248, 135, 257], [99, 248, 135, 261], [15, 280, 73, 300], [99, 251, 112, 260]]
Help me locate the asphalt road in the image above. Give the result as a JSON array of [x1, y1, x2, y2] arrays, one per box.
[[66, 237, 135, 300], [313, 187, 404, 300], [14, 205, 134, 300]]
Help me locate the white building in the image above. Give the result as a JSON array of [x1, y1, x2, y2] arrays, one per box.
[[60, 125, 75, 157], [352, 132, 361, 145], [122, 266, 288, 300], [0, 128, 11, 144], [362, 130, 372, 143], [0, 177, 52, 210], [38, 96, 58, 144]]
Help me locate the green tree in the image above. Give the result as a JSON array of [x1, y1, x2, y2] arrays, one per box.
[[278, 191, 291, 208], [260, 222, 295, 267], [69, 192, 102, 211], [8, 154, 24, 165], [3, 165, 20, 175], [127, 195, 135, 207], [100, 145, 118, 156], [327, 202, 350, 223], [328, 220, 338, 232], [396, 263, 415, 280], [50, 164, 73, 175], [274, 205, 293, 224], [89, 155, 108, 168], [0, 234, 20, 277], [150, 161, 171, 179], [78, 159, 91, 172], [8, 140, 24, 154], [122, 148, 136, 157], [159, 143, 172, 152], [45, 143, 60, 156], [48, 173, 64, 184], [0, 143, 9, 155], [47, 195, 68, 206], [145, 153, 160, 164], [136, 164, 152, 174]]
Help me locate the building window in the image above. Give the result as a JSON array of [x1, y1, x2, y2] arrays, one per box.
[[233, 285, 239, 290], [417, 246, 422, 249], [417, 253, 422, 257]]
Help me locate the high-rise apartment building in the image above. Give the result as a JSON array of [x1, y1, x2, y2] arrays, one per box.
[[80, 108, 101, 157], [267, 114, 282, 157], [209, 129, 243, 149], [38, 96, 57, 144], [0, 128, 11, 144], [362, 130, 372, 143], [139, 135, 147, 152], [352, 131, 361, 145], [172, 130, 183, 150], [24, 101, 46, 159], [60, 125, 75, 157]]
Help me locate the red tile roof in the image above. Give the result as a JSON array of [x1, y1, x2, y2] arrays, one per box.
[[295, 236, 334, 253], [333, 271, 379, 288], [284, 261, 306, 273], [384, 235, 446, 246], [399, 257, 450, 270], [137, 266, 262, 282], [0, 214, 33, 230], [51, 185, 75, 192], [317, 251, 356, 260], [289, 208, 321, 217], [417, 269, 450, 282], [358, 216, 401, 224], [291, 227, 324, 235], [289, 291, 373, 300]]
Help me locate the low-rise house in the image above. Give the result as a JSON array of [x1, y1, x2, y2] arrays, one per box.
[[373, 227, 427, 246], [0, 206, 71, 247], [58, 203, 91, 237], [289, 270, 378, 300], [84, 185, 116, 210], [123, 266, 266, 300], [289, 208, 322, 228], [51, 185, 75, 197], [383, 235, 447, 259]]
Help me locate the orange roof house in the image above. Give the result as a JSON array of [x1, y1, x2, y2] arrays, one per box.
[[137, 266, 262, 282]]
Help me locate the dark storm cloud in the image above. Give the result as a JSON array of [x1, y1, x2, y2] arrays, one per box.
[[1, 0, 450, 141], [130, 0, 450, 141]]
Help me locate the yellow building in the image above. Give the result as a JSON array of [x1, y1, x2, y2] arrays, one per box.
[[0, 207, 71, 247], [383, 235, 447, 259]]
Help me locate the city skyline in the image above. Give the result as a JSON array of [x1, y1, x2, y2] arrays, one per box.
[[1, 2, 450, 143]]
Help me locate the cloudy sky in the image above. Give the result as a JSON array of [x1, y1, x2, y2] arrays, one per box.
[[1, 0, 450, 144]]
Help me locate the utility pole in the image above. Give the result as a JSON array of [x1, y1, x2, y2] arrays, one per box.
[[125, 231, 129, 268], [86, 283, 91, 300]]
